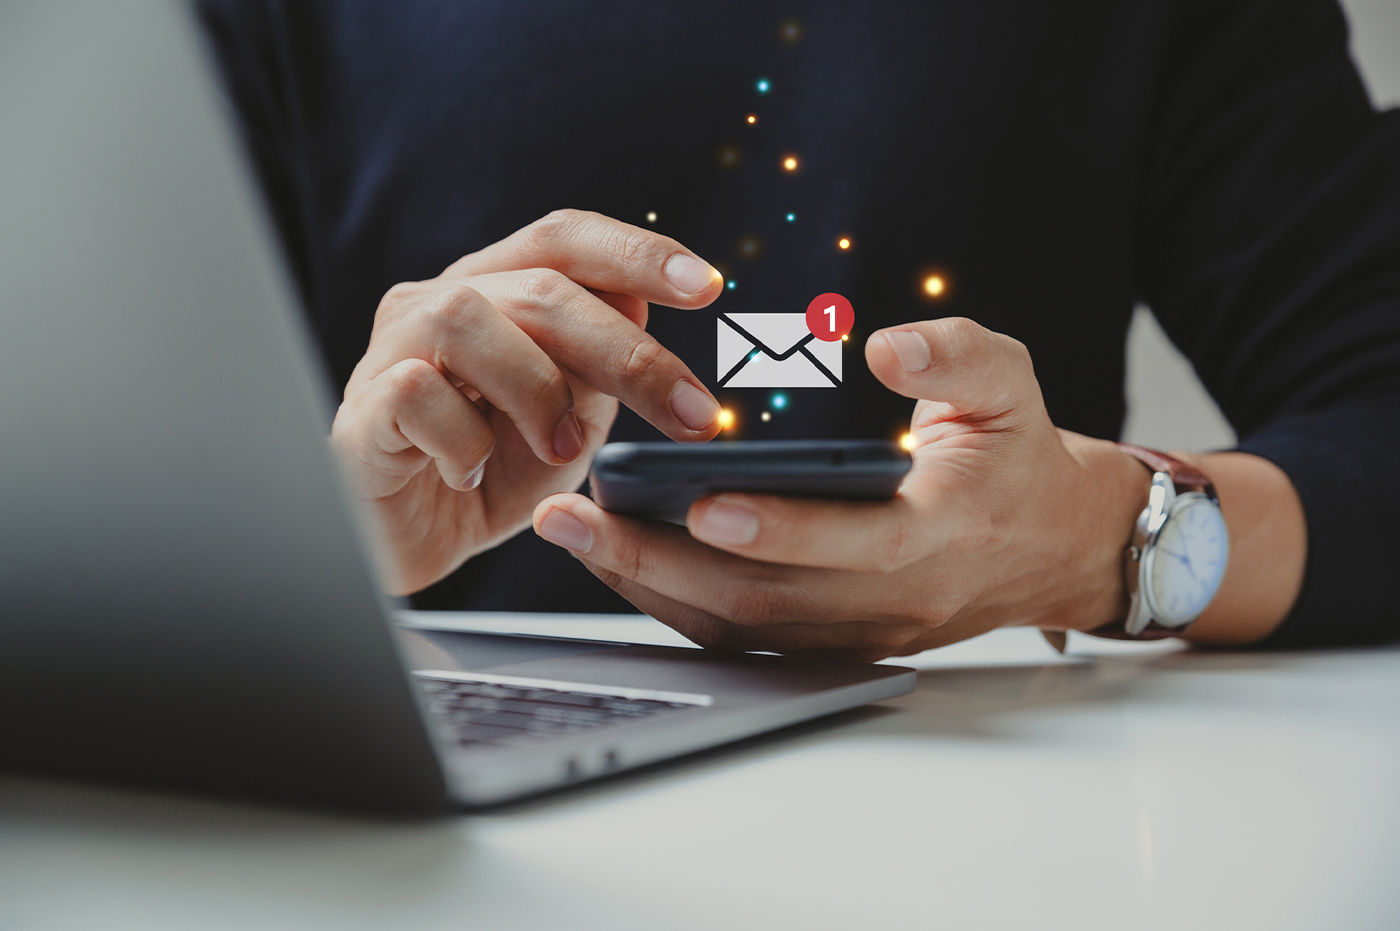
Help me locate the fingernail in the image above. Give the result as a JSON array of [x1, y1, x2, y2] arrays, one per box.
[[664, 254, 721, 294], [885, 329, 932, 373], [462, 462, 485, 490], [537, 508, 593, 553], [693, 497, 759, 546], [553, 410, 584, 461], [670, 380, 720, 430]]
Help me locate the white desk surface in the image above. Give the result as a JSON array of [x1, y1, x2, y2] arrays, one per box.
[[4, 612, 1399, 931]]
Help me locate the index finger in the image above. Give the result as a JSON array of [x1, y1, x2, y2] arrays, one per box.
[[468, 269, 723, 440], [443, 209, 724, 309]]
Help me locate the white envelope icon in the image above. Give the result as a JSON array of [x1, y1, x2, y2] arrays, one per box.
[[716, 313, 842, 388]]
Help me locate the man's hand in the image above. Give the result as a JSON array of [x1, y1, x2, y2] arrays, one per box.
[[530, 318, 1150, 659], [532, 316, 1306, 659], [332, 209, 725, 595]]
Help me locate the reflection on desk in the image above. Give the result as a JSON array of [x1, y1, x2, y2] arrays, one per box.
[[2, 615, 1398, 931]]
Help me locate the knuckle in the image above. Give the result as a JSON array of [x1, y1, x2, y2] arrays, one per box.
[[457, 417, 496, 462], [544, 207, 586, 224], [604, 225, 656, 268], [935, 317, 988, 362], [420, 285, 482, 336], [621, 337, 668, 384], [870, 518, 922, 573], [527, 208, 585, 246], [375, 280, 426, 324], [938, 316, 980, 339], [383, 280, 421, 305], [381, 358, 440, 402], [520, 267, 572, 303], [921, 586, 967, 629], [529, 364, 571, 410], [610, 532, 649, 583], [881, 625, 925, 652]]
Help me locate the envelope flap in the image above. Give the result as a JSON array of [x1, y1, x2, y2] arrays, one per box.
[[720, 314, 813, 357]]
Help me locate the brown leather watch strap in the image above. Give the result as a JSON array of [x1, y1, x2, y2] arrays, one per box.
[[1087, 618, 1182, 641], [1116, 443, 1216, 499]]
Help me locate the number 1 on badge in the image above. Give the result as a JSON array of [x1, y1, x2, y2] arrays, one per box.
[[806, 293, 854, 342]]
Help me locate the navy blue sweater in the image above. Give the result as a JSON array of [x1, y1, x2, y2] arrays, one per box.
[[198, 0, 1400, 647]]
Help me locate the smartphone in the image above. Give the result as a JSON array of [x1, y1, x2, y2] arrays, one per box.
[[589, 439, 913, 521]]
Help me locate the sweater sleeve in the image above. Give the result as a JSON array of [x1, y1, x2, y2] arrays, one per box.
[[1135, 0, 1400, 646]]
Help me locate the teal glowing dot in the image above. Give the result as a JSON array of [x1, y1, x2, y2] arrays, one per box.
[[785, 212, 796, 222], [726, 280, 737, 290], [755, 78, 771, 94], [771, 394, 787, 409]]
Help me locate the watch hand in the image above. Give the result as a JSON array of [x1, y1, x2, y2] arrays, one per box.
[[1159, 547, 1201, 584]]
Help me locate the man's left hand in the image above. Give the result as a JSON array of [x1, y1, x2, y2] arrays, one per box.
[[533, 318, 1149, 661]]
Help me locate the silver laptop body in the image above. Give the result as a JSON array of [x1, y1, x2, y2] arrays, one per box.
[[0, 0, 913, 810]]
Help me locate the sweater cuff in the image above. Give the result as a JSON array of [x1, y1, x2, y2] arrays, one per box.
[[1234, 394, 1400, 648]]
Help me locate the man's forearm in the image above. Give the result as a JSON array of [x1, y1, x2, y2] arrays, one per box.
[[1169, 451, 1307, 645]]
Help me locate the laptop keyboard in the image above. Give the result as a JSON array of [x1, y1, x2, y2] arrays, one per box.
[[416, 674, 700, 748]]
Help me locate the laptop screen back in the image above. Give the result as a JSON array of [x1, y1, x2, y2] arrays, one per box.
[[0, 0, 444, 810]]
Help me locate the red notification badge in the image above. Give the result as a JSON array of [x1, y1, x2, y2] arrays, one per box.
[[805, 292, 854, 341]]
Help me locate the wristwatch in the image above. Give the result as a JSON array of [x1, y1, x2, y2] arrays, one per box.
[[1091, 444, 1230, 640]]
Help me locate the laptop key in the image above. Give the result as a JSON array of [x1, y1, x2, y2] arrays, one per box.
[[417, 674, 699, 747]]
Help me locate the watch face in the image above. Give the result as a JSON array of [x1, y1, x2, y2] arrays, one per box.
[[1147, 495, 1230, 625]]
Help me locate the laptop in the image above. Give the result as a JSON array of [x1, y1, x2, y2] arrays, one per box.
[[0, 0, 914, 811]]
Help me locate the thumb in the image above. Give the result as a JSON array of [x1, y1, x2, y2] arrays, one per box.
[[864, 317, 1043, 423]]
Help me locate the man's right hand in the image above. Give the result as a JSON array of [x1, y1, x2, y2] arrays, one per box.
[[330, 209, 724, 595]]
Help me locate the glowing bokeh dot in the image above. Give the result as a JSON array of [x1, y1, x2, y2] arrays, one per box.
[[717, 408, 736, 430], [837, 237, 851, 250], [771, 394, 787, 409], [923, 274, 946, 297], [761, 411, 772, 422], [786, 212, 796, 222], [645, 211, 657, 223], [726, 280, 737, 290], [841, 334, 849, 341], [782, 155, 800, 172], [756, 78, 771, 94], [746, 114, 757, 124], [900, 432, 916, 451]]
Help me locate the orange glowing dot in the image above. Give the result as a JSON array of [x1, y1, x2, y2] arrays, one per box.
[[923, 274, 946, 297], [841, 334, 849, 341], [746, 114, 758, 124], [900, 432, 917, 451], [782, 155, 799, 172], [717, 408, 737, 430], [837, 237, 851, 250]]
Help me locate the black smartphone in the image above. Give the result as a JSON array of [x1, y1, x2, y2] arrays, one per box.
[[589, 439, 913, 520]]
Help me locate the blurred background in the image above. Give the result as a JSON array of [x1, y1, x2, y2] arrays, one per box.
[[1122, 0, 1400, 450]]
